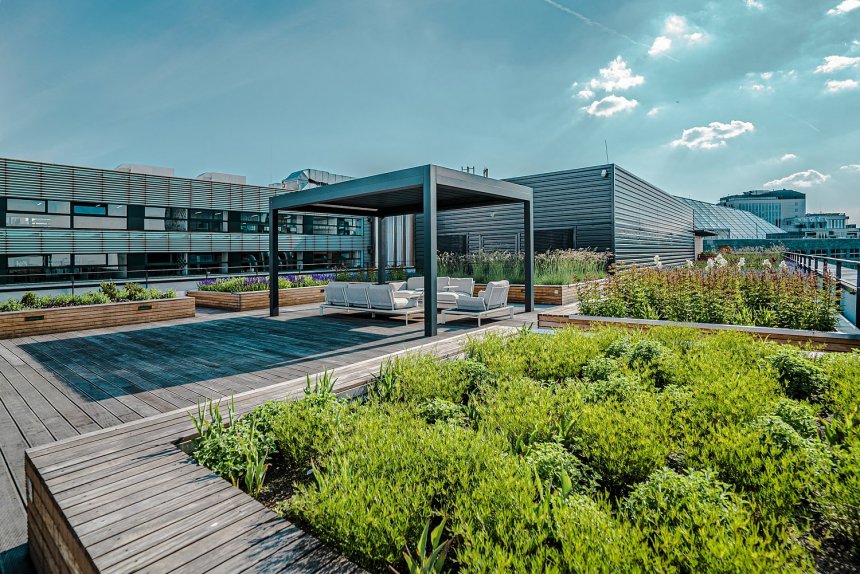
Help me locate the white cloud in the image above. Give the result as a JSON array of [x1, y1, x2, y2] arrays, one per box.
[[650, 15, 707, 57], [763, 170, 830, 188], [648, 36, 672, 56], [780, 153, 798, 161], [586, 57, 645, 92], [761, 71, 774, 80], [814, 55, 860, 73], [745, 0, 764, 9], [840, 164, 860, 171], [828, 0, 860, 15], [670, 120, 755, 150], [647, 106, 663, 117], [576, 89, 595, 99], [826, 79, 859, 92], [583, 95, 639, 117]]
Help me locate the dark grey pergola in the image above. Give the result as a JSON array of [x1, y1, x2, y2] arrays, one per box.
[[268, 165, 534, 336]]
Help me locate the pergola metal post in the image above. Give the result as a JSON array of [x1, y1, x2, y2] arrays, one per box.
[[375, 217, 386, 285], [523, 199, 534, 313], [268, 207, 279, 317], [423, 166, 438, 337]]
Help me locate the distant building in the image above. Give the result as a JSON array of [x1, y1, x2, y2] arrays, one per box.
[[718, 189, 805, 230], [784, 212, 858, 239], [676, 197, 785, 240], [0, 157, 373, 285]]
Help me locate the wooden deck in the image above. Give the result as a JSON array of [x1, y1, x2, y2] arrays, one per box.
[[0, 304, 533, 573]]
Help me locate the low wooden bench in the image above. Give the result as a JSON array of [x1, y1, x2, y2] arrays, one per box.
[[25, 327, 508, 573]]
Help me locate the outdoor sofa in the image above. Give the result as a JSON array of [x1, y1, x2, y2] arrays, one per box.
[[399, 276, 475, 308], [319, 281, 423, 323], [441, 280, 514, 326]]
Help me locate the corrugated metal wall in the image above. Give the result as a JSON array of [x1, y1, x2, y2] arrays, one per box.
[[416, 165, 614, 268], [0, 157, 371, 256], [612, 166, 695, 266]]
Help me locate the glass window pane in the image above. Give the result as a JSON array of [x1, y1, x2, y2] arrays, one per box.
[[76, 254, 107, 265], [73, 203, 107, 216], [5, 213, 71, 228], [8, 198, 47, 212], [74, 216, 127, 230], [145, 207, 166, 218], [108, 204, 127, 216], [144, 219, 166, 231], [48, 201, 70, 214], [8, 255, 44, 267], [48, 253, 71, 267]]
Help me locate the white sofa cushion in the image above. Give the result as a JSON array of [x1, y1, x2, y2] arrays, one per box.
[[447, 278, 474, 296], [456, 295, 488, 312], [324, 281, 348, 306], [346, 283, 370, 308], [406, 276, 424, 290]]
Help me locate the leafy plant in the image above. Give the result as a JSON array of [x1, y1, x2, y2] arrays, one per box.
[[768, 350, 829, 402], [398, 518, 451, 574]]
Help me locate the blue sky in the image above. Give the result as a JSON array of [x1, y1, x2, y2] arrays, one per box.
[[1, 0, 858, 220]]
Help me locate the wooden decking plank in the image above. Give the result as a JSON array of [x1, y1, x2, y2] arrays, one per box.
[[38, 332, 201, 409], [52, 444, 184, 499], [93, 496, 261, 571], [61, 452, 206, 524], [0, 452, 27, 555], [0, 370, 55, 447], [232, 534, 323, 574], [179, 519, 304, 573], [4, 341, 141, 425], [275, 542, 344, 574], [79, 476, 236, 547], [141, 508, 292, 572], [20, 342, 168, 419]]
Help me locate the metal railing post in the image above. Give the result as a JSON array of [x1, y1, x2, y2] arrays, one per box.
[[836, 260, 842, 279]]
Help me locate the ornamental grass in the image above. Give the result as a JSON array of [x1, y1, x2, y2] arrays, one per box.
[[579, 261, 839, 331], [438, 249, 610, 285]]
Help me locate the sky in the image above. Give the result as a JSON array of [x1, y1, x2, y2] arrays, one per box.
[[0, 0, 858, 221]]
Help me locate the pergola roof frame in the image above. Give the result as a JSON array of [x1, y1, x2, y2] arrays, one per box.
[[268, 164, 534, 336]]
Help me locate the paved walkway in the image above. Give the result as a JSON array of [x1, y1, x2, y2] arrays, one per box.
[[0, 304, 534, 573]]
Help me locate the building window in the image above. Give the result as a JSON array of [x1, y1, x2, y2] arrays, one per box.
[[72, 203, 128, 230], [239, 212, 266, 233], [189, 209, 226, 232], [144, 207, 188, 231], [5, 197, 72, 228]]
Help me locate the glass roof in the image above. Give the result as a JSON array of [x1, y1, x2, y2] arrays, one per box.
[[677, 197, 786, 239]]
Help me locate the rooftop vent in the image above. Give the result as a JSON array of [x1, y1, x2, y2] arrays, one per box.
[[280, 169, 352, 192], [115, 164, 175, 177], [197, 172, 247, 185]]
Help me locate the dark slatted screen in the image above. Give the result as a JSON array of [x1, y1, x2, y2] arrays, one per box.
[[535, 228, 574, 252], [438, 234, 468, 255]]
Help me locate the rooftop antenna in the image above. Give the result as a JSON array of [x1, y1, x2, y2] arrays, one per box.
[[604, 140, 610, 164]]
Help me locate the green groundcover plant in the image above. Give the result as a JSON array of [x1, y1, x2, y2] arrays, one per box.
[[0, 281, 175, 312], [579, 261, 839, 331], [193, 326, 860, 573], [438, 249, 610, 285]]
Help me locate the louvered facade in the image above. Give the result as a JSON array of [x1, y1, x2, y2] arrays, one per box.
[[416, 164, 695, 269], [0, 157, 370, 284]]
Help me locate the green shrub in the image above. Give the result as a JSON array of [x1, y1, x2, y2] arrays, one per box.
[[820, 434, 860, 540], [523, 441, 598, 493], [574, 393, 672, 494], [269, 394, 349, 468], [416, 398, 467, 425], [768, 350, 830, 402], [820, 351, 860, 417], [367, 355, 478, 405], [771, 398, 819, 440], [624, 468, 812, 572], [580, 373, 642, 404], [581, 356, 619, 381]]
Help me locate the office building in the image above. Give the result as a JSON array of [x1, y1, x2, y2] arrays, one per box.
[[718, 189, 805, 230], [0, 158, 371, 284], [417, 164, 695, 267]]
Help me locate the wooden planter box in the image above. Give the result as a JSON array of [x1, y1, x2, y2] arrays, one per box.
[[536, 313, 860, 352], [0, 297, 196, 339], [188, 285, 326, 312], [473, 283, 582, 306]]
